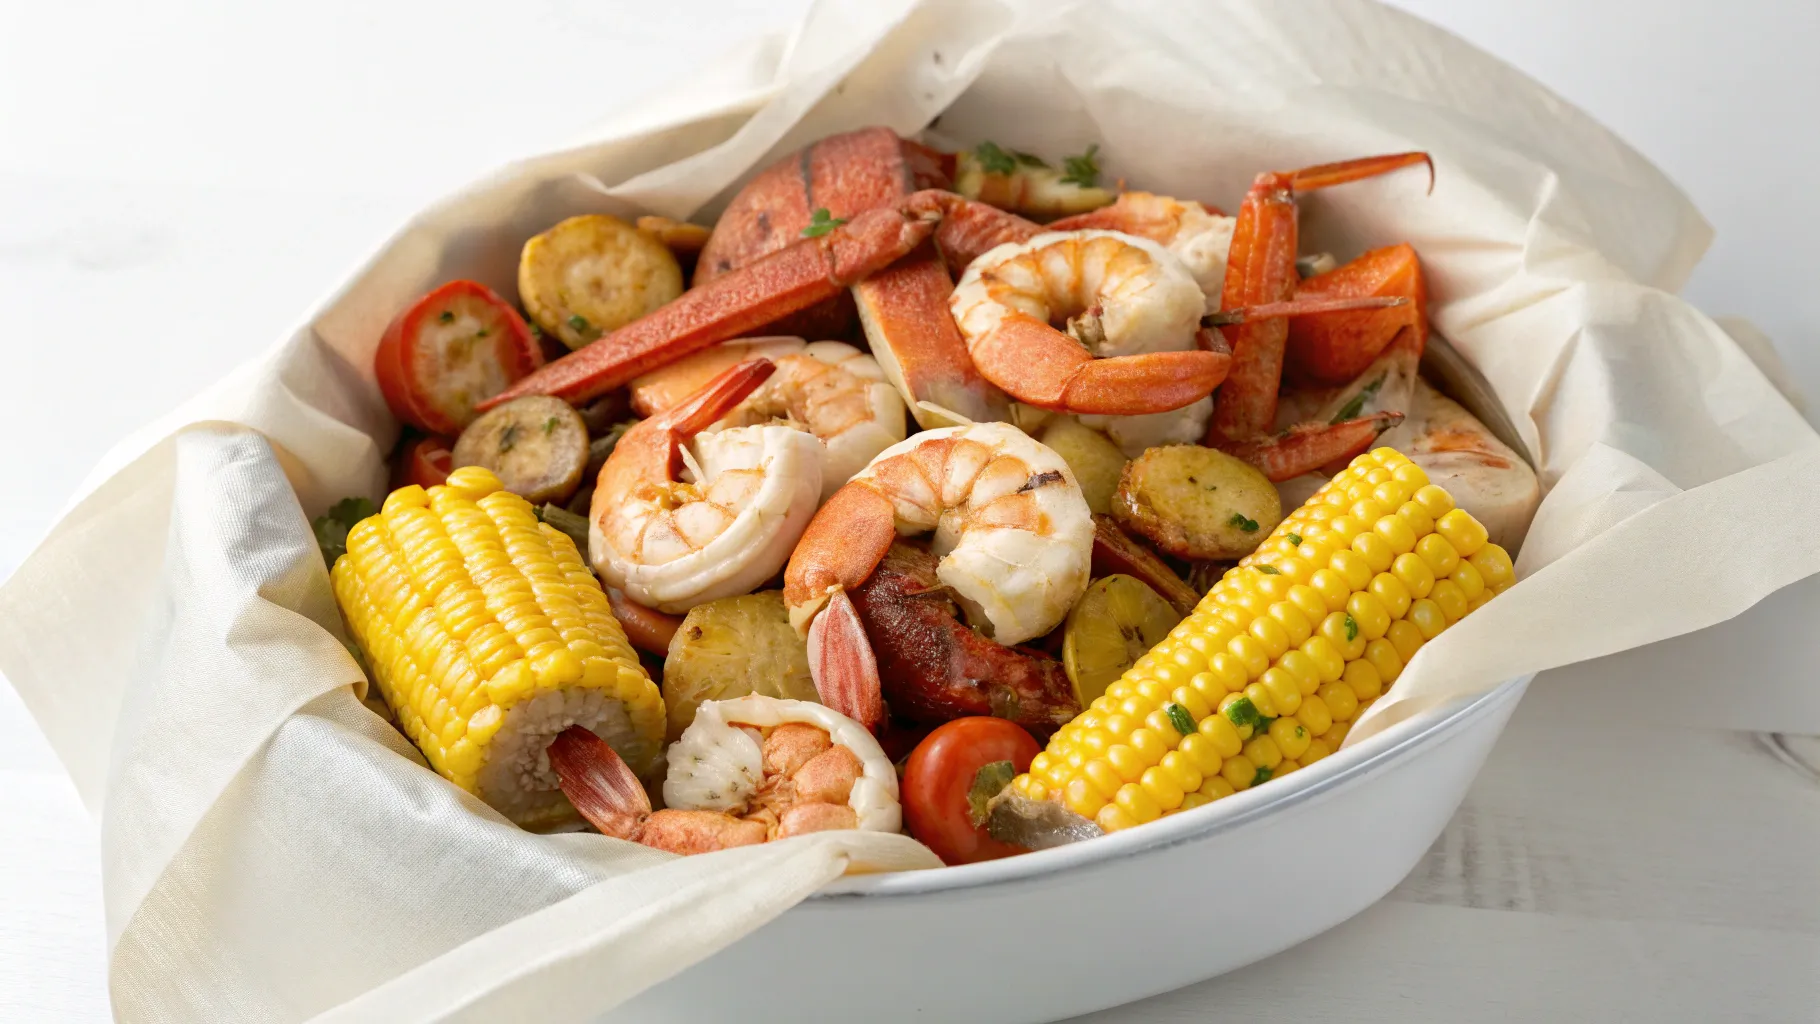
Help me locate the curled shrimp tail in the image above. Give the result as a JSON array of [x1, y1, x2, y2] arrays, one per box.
[[549, 726, 652, 840], [1216, 411, 1405, 482], [806, 589, 887, 733], [651, 357, 776, 435]]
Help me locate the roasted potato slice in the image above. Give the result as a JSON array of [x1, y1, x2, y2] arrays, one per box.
[[662, 591, 820, 740], [519, 214, 684, 350], [636, 215, 712, 257], [1112, 445, 1282, 560], [451, 395, 588, 504], [1039, 417, 1126, 515]]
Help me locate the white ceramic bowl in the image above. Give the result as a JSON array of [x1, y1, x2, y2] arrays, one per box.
[[614, 673, 1533, 1022]]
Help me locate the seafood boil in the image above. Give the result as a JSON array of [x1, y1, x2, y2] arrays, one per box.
[[328, 126, 1535, 863]]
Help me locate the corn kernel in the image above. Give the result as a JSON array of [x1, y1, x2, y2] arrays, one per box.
[[1351, 530, 1395, 573], [1393, 462, 1429, 489], [1065, 777, 1106, 818], [1140, 766, 1186, 809], [1326, 515, 1364, 544], [1228, 634, 1271, 679], [1369, 572, 1412, 620], [1221, 754, 1258, 791], [1409, 598, 1447, 639], [1329, 549, 1373, 590], [1350, 498, 1388, 525], [1084, 759, 1124, 799], [1373, 480, 1411, 509], [1116, 782, 1162, 823], [1259, 666, 1303, 715], [1451, 560, 1486, 601], [1128, 727, 1169, 765], [1159, 751, 1203, 794], [1244, 734, 1283, 770], [1296, 692, 1334, 735], [1437, 507, 1488, 557], [1324, 676, 1363, 721], [1107, 744, 1146, 782], [1326, 720, 1352, 746], [1414, 484, 1455, 519], [1471, 543, 1515, 588], [1362, 639, 1400, 690], [1179, 733, 1224, 775], [1302, 737, 1334, 765], [1373, 513, 1418, 556], [1199, 711, 1245, 757], [1396, 500, 1435, 538], [1248, 614, 1290, 660], [1171, 686, 1211, 723], [1268, 602, 1314, 648], [1309, 568, 1354, 611], [1301, 636, 1346, 683], [1470, 589, 1495, 610], [1269, 717, 1312, 759], [1178, 792, 1211, 812], [1243, 681, 1279, 719], [1207, 652, 1250, 693], [1387, 619, 1425, 661], [1097, 804, 1138, 832], [1278, 649, 1321, 696], [1430, 579, 1469, 623], [1417, 533, 1460, 577], [1200, 776, 1237, 800], [1347, 591, 1391, 641]]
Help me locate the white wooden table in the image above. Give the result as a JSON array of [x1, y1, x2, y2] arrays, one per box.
[[3, 2, 1817, 1020]]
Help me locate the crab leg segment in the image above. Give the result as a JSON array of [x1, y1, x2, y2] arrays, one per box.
[[967, 315, 1232, 415], [1207, 151, 1432, 444], [479, 205, 935, 410]]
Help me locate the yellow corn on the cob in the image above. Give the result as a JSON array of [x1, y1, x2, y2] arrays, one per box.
[[1011, 448, 1513, 833], [330, 466, 665, 830]]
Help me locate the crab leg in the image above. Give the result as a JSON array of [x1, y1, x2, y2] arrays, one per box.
[[479, 205, 936, 410], [1206, 151, 1431, 444], [1216, 411, 1405, 482]]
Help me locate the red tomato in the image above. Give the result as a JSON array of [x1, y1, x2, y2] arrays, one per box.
[[902, 717, 1040, 866], [374, 280, 542, 435], [390, 435, 454, 491]]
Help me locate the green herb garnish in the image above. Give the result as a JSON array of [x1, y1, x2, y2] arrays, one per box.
[[542, 416, 560, 435], [1257, 565, 1281, 575], [1060, 143, 1102, 188], [1164, 703, 1196, 736], [1332, 373, 1386, 424], [973, 141, 1016, 175], [1223, 696, 1261, 730], [437, 310, 455, 324], [497, 423, 519, 453], [567, 314, 591, 334], [476, 328, 489, 338], [311, 496, 376, 567], [968, 759, 1018, 826], [801, 207, 847, 238], [1343, 613, 1359, 642], [1228, 512, 1260, 533], [1252, 765, 1274, 787], [1287, 533, 1303, 546]]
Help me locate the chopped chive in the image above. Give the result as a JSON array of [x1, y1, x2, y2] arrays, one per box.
[[1224, 696, 1260, 730], [973, 140, 1016, 175], [1164, 703, 1196, 736], [1252, 765, 1274, 786], [1228, 512, 1260, 533], [1287, 533, 1303, 545], [567, 314, 591, 333], [542, 416, 560, 435], [497, 423, 519, 453], [1343, 613, 1359, 642], [1257, 565, 1281, 575], [437, 310, 455, 324], [1060, 143, 1101, 188]]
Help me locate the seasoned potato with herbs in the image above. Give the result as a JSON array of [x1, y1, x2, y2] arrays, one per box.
[[1039, 417, 1126, 515], [519, 214, 684, 350], [1112, 445, 1282, 560], [662, 591, 821, 740], [451, 395, 588, 505]]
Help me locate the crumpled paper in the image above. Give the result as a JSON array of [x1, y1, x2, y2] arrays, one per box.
[[2, 0, 1815, 1020]]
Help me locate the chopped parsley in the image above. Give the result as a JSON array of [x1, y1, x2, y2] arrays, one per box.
[[1343, 613, 1359, 642], [1164, 703, 1196, 736], [1223, 696, 1261, 730], [497, 423, 519, 453], [542, 416, 561, 435], [437, 310, 455, 324], [1257, 565, 1281, 575], [1287, 533, 1303, 546], [801, 207, 847, 238], [1332, 373, 1386, 423], [1228, 512, 1260, 533], [567, 314, 591, 334], [1060, 143, 1102, 188], [311, 496, 375, 567], [973, 141, 1016, 175], [1252, 765, 1274, 787]]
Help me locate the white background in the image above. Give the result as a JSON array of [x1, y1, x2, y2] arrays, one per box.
[[3, 1, 1817, 1020]]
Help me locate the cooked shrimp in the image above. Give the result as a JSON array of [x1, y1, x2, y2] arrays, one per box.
[[589, 359, 822, 614], [629, 337, 907, 501], [784, 422, 1093, 730], [949, 230, 1230, 416], [1051, 192, 1238, 310], [546, 696, 899, 856]]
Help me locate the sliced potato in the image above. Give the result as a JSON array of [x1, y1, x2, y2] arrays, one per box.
[[1112, 445, 1282, 560], [1062, 575, 1183, 708], [451, 395, 588, 504], [636, 215, 712, 257], [662, 591, 820, 740], [1039, 417, 1127, 515], [519, 214, 684, 350]]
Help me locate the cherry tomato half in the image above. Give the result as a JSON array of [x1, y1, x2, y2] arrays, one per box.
[[374, 279, 542, 435], [390, 435, 454, 491], [902, 717, 1039, 866]]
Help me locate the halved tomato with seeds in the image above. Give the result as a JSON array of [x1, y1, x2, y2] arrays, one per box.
[[373, 280, 542, 435]]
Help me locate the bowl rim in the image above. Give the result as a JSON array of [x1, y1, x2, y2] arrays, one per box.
[[815, 672, 1533, 900]]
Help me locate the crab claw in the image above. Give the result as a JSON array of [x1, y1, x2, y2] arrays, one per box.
[[806, 588, 887, 734]]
